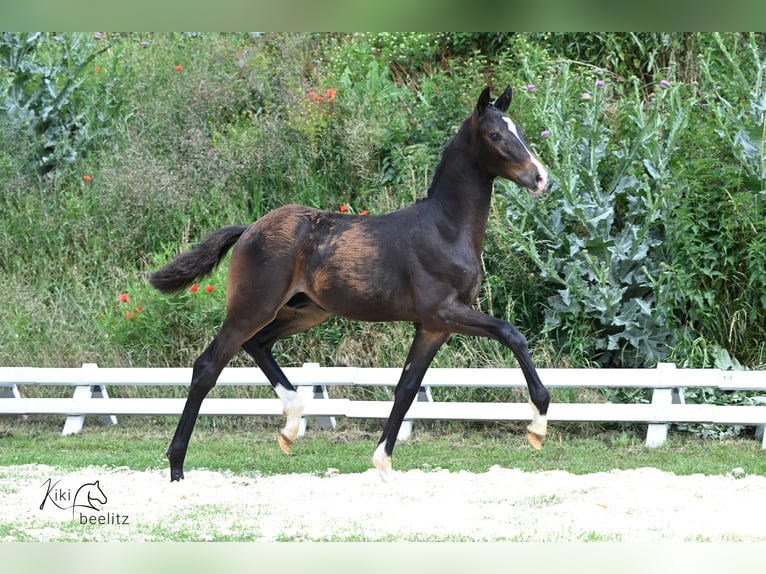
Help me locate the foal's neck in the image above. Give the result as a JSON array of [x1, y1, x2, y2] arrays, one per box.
[[425, 130, 494, 248]]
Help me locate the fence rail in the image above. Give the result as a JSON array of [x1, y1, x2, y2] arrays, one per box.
[[1, 362, 765, 448]]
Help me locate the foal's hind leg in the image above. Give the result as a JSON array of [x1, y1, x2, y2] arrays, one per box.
[[166, 319, 254, 481], [373, 326, 449, 481], [242, 296, 331, 453], [167, 287, 295, 480]]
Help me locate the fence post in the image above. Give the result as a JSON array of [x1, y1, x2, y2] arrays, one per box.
[[297, 363, 336, 437], [0, 384, 22, 399], [755, 426, 766, 449], [645, 363, 682, 448], [0, 382, 27, 421], [61, 363, 117, 436]]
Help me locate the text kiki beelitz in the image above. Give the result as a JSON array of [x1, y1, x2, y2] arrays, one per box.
[[39, 477, 130, 525]]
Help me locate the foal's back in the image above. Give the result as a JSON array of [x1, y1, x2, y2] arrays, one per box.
[[227, 203, 430, 323]]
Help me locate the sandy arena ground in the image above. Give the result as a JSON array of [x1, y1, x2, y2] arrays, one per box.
[[2, 463, 765, 542]]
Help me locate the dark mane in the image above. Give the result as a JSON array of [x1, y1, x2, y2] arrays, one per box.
[[425, 141, 453, 200], [424, 115, 473, 200]]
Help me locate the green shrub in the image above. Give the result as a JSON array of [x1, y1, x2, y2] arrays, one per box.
[[0, 32, 127, 175], [501, 62, 690, 367], [664, 33, 766, 367], [3, 32, 766, 381]]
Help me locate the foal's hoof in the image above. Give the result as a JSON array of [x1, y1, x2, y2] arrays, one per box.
[[166, 450, 185, 482], [373, 458, 393, 483], [278, 433, 293, 454], [527, 431, 545, 451], [372, 446, 393, 483]]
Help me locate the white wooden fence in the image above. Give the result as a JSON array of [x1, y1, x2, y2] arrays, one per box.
[[1, 362, 765, 448]]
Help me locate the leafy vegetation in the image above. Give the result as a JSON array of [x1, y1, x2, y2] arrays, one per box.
[[504, 66, 690, 367], [1, 33, 766, 417]]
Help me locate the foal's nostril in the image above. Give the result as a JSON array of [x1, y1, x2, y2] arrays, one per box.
[[530, 170, 549, 195]]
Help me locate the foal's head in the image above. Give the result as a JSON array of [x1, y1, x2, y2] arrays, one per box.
[[471, 85, 548, 195]]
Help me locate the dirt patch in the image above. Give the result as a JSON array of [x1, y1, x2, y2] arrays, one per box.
[[2, 464, 765, 541]]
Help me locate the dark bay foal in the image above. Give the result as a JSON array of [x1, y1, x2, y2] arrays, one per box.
[[150, 85, 551, 482]]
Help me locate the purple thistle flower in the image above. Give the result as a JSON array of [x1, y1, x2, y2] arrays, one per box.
[[596, 79, 605, 88], [660, 79, 671, 88], [541, 130, 551, 137], [527, 84, 535, 92], [94, 32, 103, 39], [141, 41, 150, 48]]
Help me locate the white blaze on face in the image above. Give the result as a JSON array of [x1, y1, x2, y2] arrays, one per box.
[[502, 117, 548, 193]]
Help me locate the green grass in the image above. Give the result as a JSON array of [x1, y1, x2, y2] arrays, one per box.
[[2, 417, 764, 477], [3, 32, 766, 375]]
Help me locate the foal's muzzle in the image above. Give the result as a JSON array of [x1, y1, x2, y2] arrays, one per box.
[[529, 169, 549, 196]]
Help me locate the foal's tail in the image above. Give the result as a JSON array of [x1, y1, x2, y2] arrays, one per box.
[[149, 225, 249, 294]]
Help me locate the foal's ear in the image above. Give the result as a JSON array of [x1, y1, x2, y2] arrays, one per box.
[[493, 84, 513, 112], [476, 86, 492, 116]]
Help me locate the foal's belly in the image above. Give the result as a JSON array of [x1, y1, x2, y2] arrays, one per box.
[[303, 275, 417, 323]]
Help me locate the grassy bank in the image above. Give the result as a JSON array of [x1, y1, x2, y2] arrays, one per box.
[[2, 32, 766, 371]]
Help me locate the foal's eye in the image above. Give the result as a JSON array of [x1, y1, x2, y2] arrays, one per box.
[[489, 132, 500, 141]]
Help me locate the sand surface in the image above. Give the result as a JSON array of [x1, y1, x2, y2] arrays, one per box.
[[2, 463, 765, 541]]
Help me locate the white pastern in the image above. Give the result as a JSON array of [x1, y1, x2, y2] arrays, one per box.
[[372, 442, 393, 483], [275, 385, 304, 442], [527, 401, 548, 436]]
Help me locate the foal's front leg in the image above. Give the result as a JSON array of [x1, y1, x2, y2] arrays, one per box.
[[374, 327, 449, 481], [430, 303, 551, 448]]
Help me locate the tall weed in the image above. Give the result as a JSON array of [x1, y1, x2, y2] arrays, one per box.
[[0, 32, 127, 175], [503, 63, 689, 367]]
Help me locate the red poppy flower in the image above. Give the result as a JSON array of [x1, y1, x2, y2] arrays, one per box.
[[95, 66, 101, 72], [175, 65, 184, 72], [360, 210, 369, 216], [205, 285, 214, 293], [117, 293, 130, 303], [339, 204, 350, 213], [125, 310, 134, 320], [189, 284, 199, 293], [306, 91, 316, 100], [83, 175, 92, 182], [326, 88, 337, 102]]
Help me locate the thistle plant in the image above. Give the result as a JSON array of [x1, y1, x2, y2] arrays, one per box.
[[502, 64, 690, 367]]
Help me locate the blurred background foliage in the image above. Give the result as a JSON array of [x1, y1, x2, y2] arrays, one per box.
[[1, 32, 765, 384]]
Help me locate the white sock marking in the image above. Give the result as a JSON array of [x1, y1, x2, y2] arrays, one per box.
[[527, 401, 549, 436], [274, 385, 304, 441], [372, 442, 393, 482]]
